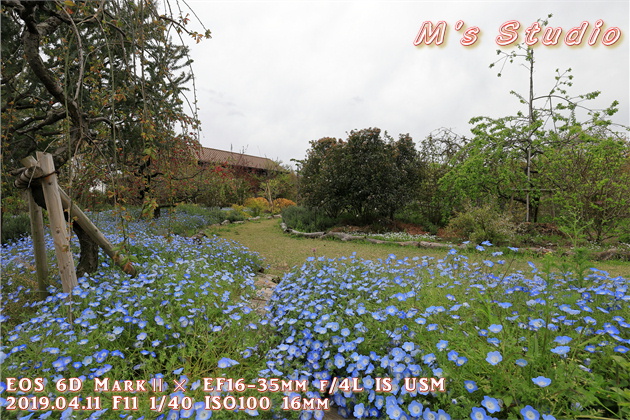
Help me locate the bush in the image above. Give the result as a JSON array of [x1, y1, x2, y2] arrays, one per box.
[[146, 204, 227, 236], [175, 203, 225, 223], [243, 197, 270, 217], [282, 205, 337, 232], [394, 201, 441, 235], [271, 198, 296, 214], [446, 203, 516, 245], [227, 205, 248, 222], [1, 213, 31, 244]]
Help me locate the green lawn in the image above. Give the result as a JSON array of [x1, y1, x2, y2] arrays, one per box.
[[205, 218, 630, 279]]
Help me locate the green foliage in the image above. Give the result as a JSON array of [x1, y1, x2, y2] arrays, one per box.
[[243, 197, 270, 217], [1, 213, 31, 244], [446, 202, 517, 245], [2, 0, 209, 215], [298, 128, 422, 222], [175, 203, 224, 220], [226, 205, 248, 222], [415, 128, 467, 227], [442, 26, 627, 229], [281, 205, 337, 233], [542, 135, 630, 243]]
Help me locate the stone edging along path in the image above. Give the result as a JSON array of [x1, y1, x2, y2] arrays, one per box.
[[279, 222, 464, 250], [277, 221, 630, 261]]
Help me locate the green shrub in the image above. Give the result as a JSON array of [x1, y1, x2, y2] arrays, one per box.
[[282, 205, 337, 232], [1, 213, 31, 244], [226, 207, 247, 222], [446, 203, 516, 245], [175, 203, 225, 223], [243, 197, 270, 217], [394, 202, 441, 235]]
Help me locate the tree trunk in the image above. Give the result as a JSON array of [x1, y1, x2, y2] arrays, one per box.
[[73, 222, 99, 276]]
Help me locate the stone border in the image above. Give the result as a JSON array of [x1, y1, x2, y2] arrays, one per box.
[[279, 222, 465, 250], [218, 214, 282, 226]]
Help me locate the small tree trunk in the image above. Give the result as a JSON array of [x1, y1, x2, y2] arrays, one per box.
[[73, 222, 99, 276]]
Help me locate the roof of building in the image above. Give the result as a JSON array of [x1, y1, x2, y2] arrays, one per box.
[[197, 147, 282, 171]]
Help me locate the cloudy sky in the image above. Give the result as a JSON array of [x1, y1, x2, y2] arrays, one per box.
[[183, 1, 629, 167]]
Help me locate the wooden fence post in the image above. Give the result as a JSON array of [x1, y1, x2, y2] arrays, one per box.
[[24, 189, 50, 298], [36, 151, 78, 295]]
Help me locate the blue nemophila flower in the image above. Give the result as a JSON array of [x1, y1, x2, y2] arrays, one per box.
[[408, 401, 423, 416], [532, 376, 551, 387], [470, 406, 489, 420], [488, 324, 503, 333], [487, 337, 500, 347], [94, 349, 109, 363], [155, 315, 165, 326], [551, 346, 570, 356], [423, 407, 438, 420], [486, 351, 502, 365], [353, 402, 366, 418], [515, 359, 528, 367], [436, 409, 451, 420], [334, 354, 345, 369], [553, 336, 573, 344], [422, 353, 437, 365], [614, 345, 629, 353], [217, 357, 239, 368], [464, 380, 478, 393], [436, 340, 449, 350], [481, 396, 500, 413], [112, 326, 124, 335], [520, 405, 540, 420]]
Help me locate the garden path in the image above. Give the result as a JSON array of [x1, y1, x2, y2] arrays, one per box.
[[250, 274, 346, 420]]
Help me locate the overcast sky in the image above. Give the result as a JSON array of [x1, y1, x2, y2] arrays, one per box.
[[183, 1, 629, 167]]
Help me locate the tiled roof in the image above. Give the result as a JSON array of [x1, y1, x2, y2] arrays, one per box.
[[197, 147, 282, 171]]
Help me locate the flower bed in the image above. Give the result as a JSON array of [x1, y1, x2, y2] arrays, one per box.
[[1, 211, 628, 420], [266, 250, 629, 420]]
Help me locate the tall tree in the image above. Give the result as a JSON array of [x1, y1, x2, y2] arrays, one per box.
[[441, 15, 624, 223], [1, 0, 210, 273], [299, 128, 422, 222]]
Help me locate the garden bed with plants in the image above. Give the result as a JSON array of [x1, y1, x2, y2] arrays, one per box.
[[1, 208, 629, 420]]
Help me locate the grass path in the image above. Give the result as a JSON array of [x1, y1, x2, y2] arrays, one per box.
[[205, 218, 630, 278]]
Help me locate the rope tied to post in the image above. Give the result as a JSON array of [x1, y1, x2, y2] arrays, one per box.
[[11, 163, 58, 189]]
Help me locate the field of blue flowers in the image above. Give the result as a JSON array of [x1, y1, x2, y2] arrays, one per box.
[[1, 210, 629, 420]]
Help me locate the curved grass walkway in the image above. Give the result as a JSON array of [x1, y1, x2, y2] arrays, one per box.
[[205, 218, 630, 279]]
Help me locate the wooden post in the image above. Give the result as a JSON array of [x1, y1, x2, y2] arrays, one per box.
[[24, 189, 50, 298], [58, 188, 137, 277], [36, 152, 78, 295]]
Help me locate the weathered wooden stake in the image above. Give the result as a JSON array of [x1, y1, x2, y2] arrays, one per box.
[[24, 189, 50, 299], [36, 151, 78, 295]]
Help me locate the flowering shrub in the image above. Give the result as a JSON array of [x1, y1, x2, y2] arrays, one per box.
[[243, 197, 271, 217], [1, 211, 628, 420], [446, 203, 517, 245], [272, 198, 297, 214]]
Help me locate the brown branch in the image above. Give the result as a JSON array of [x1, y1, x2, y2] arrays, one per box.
[[17, 1, 89, 169], [15, 109, 67, 134]]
